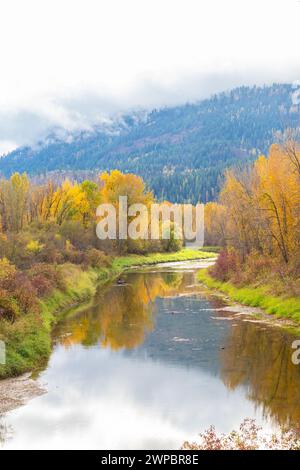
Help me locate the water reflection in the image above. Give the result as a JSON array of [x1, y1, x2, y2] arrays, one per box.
[[221, 319, 300, 427], [54, 270, 198, 351], [0, 415, 11, 446], [1, 347, 261, 450], [1, 261, 300, 449]]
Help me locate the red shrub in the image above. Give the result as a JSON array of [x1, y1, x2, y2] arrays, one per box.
[[210, 249, 239, 282], [28, 263, 65, 291], [2, 272, 39, 315], [30, 274, 54, 297]]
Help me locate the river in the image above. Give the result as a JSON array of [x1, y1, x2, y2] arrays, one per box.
[[1, 260, 300, 450]]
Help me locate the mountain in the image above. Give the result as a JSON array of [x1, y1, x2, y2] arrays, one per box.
[[0, 84, 299, 203]]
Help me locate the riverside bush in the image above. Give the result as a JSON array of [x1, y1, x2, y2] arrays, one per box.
[[182, 419, 300, 450]]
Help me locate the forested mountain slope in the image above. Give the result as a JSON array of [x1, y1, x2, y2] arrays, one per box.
[[0, 84, 299, 203]]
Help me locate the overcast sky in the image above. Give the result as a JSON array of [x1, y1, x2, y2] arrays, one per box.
[[0, 0, 299, 154]]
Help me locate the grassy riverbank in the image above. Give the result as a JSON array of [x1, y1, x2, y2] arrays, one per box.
[[0, 249, 213, 379], [0, 265, 100, 379], [198, 270, 300, 323], [113, 248, 215, 269]]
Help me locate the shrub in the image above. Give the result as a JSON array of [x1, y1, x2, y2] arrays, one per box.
[[237, 251, 274, 285], [0, 288, 21, 322], [210, 248, 239, 282], [28, 263, 66, 293], [162, 236, 183, 252], [64, 248, 86, 265], [26, 240, 44, 254], [38, 245, 64, 264], [126, 238, 149, 255], [182, 419, 300, 450], [1, 232, 33, 268], [161, 223, 183, 252], [30, 274, 55, 297], [84, 248, 112, 268], [0, 258, 16, 281], [4, 272, 39, 315], [0, 270, 39, 322]]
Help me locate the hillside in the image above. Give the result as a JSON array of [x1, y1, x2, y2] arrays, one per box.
[[0, 83, 299, 203]]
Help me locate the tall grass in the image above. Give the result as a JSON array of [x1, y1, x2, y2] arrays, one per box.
[[198, 270, 300, 322]]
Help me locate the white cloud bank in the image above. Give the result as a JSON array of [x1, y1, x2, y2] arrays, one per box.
[[0, 0, 299, 153]]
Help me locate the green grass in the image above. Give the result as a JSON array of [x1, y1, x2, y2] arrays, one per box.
[[198, 270, 300, 323], [200, 246, 221, 253], [0, 313, 52, 379], [112, 248, 215, 271]]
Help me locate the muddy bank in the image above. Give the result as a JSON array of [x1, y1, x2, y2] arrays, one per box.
[[0, 374, 46, 414], [207, 296, 300, 333]]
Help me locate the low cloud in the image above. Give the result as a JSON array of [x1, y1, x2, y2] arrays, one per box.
[[1, 0, 300, 155], [1, 65, 300, 156]]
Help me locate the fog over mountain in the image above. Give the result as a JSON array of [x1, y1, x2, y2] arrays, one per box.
[[0, 0, 300, 153], [1, 83, 299, 203]]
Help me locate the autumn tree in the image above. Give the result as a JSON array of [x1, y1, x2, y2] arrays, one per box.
[[99, 170, 154, 253], [78, 180, 101, 227], [211, 141, 300, 283], [0, 173, 30, 232]]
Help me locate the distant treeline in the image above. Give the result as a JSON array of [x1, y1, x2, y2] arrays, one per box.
[[0, 84, 299, 203]]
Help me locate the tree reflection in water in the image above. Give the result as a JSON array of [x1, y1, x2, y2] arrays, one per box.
[[0, 415, 11, 446], [220, 320, 300, 428], [55, 271, 185, 351], [54, 268, 300, 430]]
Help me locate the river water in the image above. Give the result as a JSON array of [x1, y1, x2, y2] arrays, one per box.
[[1, 260, 300, 449]]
